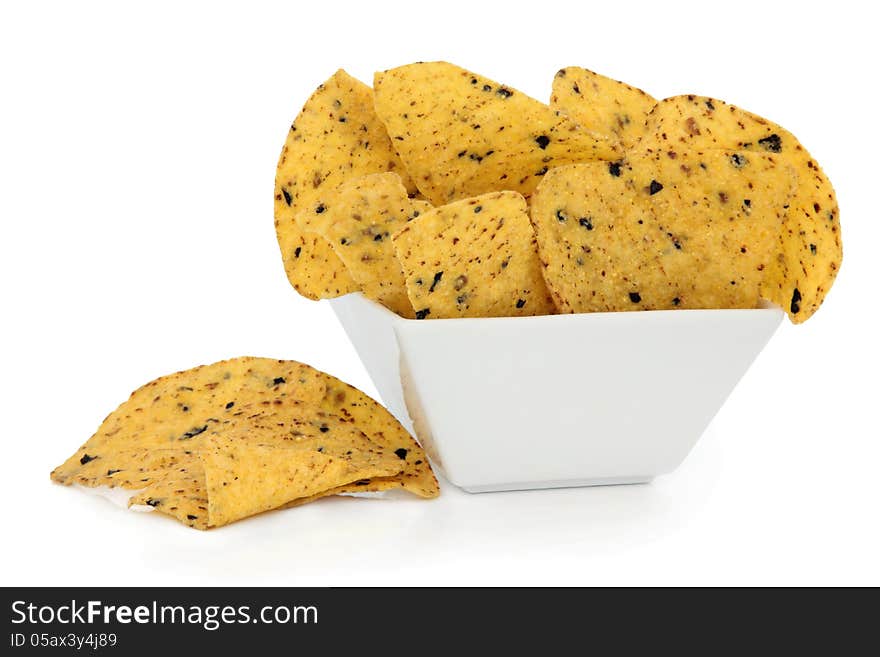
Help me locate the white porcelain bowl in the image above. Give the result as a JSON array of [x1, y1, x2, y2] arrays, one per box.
[[331, 293, 782, 493]]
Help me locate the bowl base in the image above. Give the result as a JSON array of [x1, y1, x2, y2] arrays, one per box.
[[460, 476, 653, 494]]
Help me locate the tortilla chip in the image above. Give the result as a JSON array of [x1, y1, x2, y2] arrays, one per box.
[[318, 372, 439, 498], [373, 62, 620, 205], [530, 150, 795, 312], [51, 357, 439, 528], [60, 447, 193, 490], [202, 421, 404, 527], [128, 410, 407, 528], [551, 67, 657, 148], [129, 456, 209, 529], [392, 191, 555, 318], [274, 69, 416, 300], [641, 94, 841, 321], [50, 358, 327, 487], [311, 172, 423, 317]]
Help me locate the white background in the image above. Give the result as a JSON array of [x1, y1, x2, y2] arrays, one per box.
[[1, 1, 877, 586]]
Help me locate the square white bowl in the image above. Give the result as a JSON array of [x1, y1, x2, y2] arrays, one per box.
[[331, 293, 782, 493]]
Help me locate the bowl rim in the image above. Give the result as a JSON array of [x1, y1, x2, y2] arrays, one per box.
[[331, 292, 784, 326]]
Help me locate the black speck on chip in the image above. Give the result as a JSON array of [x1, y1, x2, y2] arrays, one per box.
[[470, 77, 477, 84], [373, 234, 383, 241], [579, 217, 593, 230], [187, 514, 197, 520], [415, 308, 431, 320], [482, 84, 492, 92], [293, 246, 302, 258], [497, 88, 513, 98], [535, 135, 550, 150], [273, 377, 286, 385], [672, 297, 681, 306], [730, 153, 747, 168], [145, 498, 161, 507], [429, 271, 443, 292], [282, 189, 292, 206], [315, 203, 326, 214], [80, 454, 97, 465], [180, 425, 208, 440], [629, 292, 642, 303], [225, 401, 235, 409], [649, 180, 663, 195], [107, 469, 122, 476], [516, 298, 526, 308], [810, 243, 817, 255], [790, 287, 802, 314], [556, 210, 567, 223], [319, 424, 329, 433], [608, 161, 622, 177], [758, 133, 782, 153], [705, 99, 715, 110], [394, 448, 408, 460], [474, 205, 482, 213], [535, 166, 549, 176]]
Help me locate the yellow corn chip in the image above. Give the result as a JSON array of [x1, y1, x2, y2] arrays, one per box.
[[311, 172, 424, 317], [373, 62, 620, 205], [530, 150, 794, 312], [61, 447, 195, 492], [50, 358, 326, 486], [274, 69, 416, 300], [202, 428, 403, 528], [641, 94, 841, 321], [392, 191, 556, 318], [129, 410, 412, 529], [129, 455, 209, 529], [551, 67, 657, 148], [317, 373, 439, 498], [51, 357, 439, 529]]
